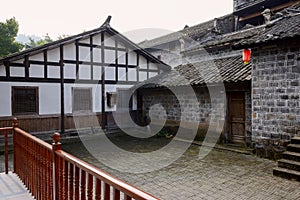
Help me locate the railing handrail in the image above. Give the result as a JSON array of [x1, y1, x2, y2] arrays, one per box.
[[0, 127, 13, 131], [56, 149, 158, 200], [14, 127, 52, 151]]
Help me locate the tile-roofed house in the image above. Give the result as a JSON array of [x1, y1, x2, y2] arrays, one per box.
[[236, 12, 300, 47], [139, 14, 235, 67], [0, 16, 170, 133], [230, 4, 300, 170], [136, 1, 300, 149], [136, 55, 252, 145]]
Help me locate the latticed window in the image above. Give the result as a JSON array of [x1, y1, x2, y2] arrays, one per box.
[[12, 87, 38, 115], [73, 88, 92, 112]]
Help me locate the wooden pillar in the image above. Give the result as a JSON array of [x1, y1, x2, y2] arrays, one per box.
[[125, 47, 128, 82], [101, 32, 106, 129], [4, 61, 10, 78], [24, 55, 29, 80], [90, 36, 94, 80], [44, 50, 48, 78], [60, 45, 65, 134], [52, 132, 62, 200]]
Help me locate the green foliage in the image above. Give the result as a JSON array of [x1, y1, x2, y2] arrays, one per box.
[[0, 17, 24, 58], [27, 33, 53, 48]]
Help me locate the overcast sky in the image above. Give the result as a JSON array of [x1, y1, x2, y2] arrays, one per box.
[[1, 0, 233, 42]]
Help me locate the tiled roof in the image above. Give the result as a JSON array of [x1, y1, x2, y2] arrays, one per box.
[[139, 14, 233, 48], [183, 25, 265, 53], [0, 16, 171, 71], [236, 13, 300, 47], [137, 55, 251, 88]]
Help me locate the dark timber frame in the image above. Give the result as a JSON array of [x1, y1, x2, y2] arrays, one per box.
[[0, 16, 170, 133]]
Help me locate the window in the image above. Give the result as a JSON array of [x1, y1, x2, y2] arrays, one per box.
[[107, 92, 117, 107], [73, 88, 92, 112], [12, 87, 39, 115], [117, 89, 132, 110]]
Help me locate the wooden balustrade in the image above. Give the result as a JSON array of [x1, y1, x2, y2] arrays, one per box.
[[1, 118, 159, 200], [0, 126, 13, 174]]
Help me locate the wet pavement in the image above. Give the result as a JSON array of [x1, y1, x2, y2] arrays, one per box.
[[61, 131, 300, 200]]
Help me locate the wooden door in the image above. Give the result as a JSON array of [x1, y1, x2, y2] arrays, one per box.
[[228, 92, 245, 144]]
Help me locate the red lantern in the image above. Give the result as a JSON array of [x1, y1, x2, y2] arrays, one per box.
[[243, 49, 251, 64]]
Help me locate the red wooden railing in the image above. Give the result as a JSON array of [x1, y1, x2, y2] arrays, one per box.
[[0, 126, 13, 174], [2, 118, 159, 200]]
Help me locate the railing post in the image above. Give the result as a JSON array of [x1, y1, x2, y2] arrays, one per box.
[[12, 118, 18, 173], [4, 129, 8, 174], [52, 132, 61, 200]]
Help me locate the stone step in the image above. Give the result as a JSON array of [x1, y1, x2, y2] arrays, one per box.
[[273, 167, 300, 181], [291, 137, 300, 144], [282, 151, 300, 162], [287, 144, 300, 153], [278, 159, 300, 172]]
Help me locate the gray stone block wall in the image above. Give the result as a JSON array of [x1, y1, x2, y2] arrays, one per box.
[[142, 87, 250, 142], [251, 45, 300, 145]]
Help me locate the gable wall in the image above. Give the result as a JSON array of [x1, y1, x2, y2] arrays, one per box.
[[0, 31, 163, 124]]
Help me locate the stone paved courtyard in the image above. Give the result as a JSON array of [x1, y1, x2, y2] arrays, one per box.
[[1, 131, 300, 199], [61, 131, 300, 200]]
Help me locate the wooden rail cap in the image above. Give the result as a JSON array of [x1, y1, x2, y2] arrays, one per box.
[[12, 118, 18, 128], [52, 132, 62, 151]]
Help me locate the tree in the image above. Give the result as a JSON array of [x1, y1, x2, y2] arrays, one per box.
[[27, 33, 54, 48], [0, 17, 24, 58]]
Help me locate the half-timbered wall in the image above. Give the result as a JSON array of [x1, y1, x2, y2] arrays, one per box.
[[0, 30, 162, 132]]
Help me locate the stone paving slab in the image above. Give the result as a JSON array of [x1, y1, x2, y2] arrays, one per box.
[[62, 132, 300, 200], [0, 172, 34, 200]]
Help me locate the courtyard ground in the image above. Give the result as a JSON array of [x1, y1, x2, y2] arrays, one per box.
[[60, 131, 300, 200]]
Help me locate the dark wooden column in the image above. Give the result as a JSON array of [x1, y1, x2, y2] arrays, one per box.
[[101, 32, 106, 129], [24, 55, 29, 80], [60, 45, 65, 134], [4, 61, 10, 78]]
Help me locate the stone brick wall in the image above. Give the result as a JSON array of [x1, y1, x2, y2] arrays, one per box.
[[251, 43, 300, 147], [245, 91, 252, 144], [141, 86, 250, 142]]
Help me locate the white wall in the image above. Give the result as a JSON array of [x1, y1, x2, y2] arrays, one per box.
[[0, 31, 162, 117], [0, 82, 61, 117]]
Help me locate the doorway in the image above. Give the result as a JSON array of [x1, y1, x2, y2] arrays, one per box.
[[228, 92, 245, 145]]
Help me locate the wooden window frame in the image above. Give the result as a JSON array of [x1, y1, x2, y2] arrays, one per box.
[[12, 86, 39, 116], [72, 87, 93, 113], [106, 92, 117, 107]]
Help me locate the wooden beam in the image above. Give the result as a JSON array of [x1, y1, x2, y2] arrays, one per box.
[[90, 36, 94, 80], [239, 1, 298, 21], [43, 50, 48, 78], [147, 60, 149, 80], [9, 63, 24, 67], [115, 40, 118, 82], [78, 42, 126, 52], [4, 61, 10, 78], [125, 47, 128, 82], [24, 55, 29, 80], [29, 60, 60, 66], [136, 54, 139, 82], [101, 32, 106, 129], [60, 45, 65, 134], [0, 76, 137, 85], [75, 40, 79, 79], [63, 60, 137, 68]]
